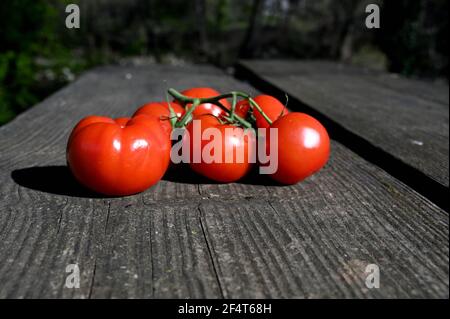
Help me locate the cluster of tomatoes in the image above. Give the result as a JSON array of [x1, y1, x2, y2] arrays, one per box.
[[66, 87, 330, 196]]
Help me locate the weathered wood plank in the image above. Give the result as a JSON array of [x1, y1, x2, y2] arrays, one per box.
[[89, 198, 222, 299], [0, 181, 104, 298], [200, 143, 448, 298], [236, 60, 449, 195], [0, 64, 448, 298], [0, 64, 251, 298]]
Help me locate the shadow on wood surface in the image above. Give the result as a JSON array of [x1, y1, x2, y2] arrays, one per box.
[[11, 166, 101, 198], [11, 164, 283, 198], [163, 164, 281, 187]]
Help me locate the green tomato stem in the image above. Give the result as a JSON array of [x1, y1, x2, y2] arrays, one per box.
[[165, 92, 178, 128], [245, 97, 273, 126], [168, 88, 273, 128], [176, 99, 200, 128], [230, 93, 237, 121]]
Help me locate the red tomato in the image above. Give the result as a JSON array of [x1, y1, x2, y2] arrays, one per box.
[[180, 88, 231, 118], [114, 117, 131, 128], [133, 101, 185, 135], [183, 116, 254, 183], [67, 115, 170, 196], [134, 101, 185, 118], [266, 113, 330, 185], [253, 95, 289, 129], [234, 100, 251, 119]]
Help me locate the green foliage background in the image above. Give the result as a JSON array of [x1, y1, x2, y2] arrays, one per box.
[[0, 0, 86, 124], [0, 0, 448, 125]]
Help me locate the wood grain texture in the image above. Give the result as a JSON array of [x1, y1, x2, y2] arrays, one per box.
[[200, 143, 448, 298], [0, 64, 245, 299], [236, 60, 449, 189], [0, 64, 448, 298]]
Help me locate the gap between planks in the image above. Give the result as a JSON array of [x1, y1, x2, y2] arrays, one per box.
[[234, 62, 449, 212]]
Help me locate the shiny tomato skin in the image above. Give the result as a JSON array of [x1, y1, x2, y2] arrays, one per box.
[[127, 114, 172, 164], [180, 88, 231, 118], [267, 113, 330, 185], [67, 115, 170, 196], [253, 95, 289, 129], [184, 116, 254, 183]]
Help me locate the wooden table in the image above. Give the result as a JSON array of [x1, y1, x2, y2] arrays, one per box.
[[0, 62, 448, 298]]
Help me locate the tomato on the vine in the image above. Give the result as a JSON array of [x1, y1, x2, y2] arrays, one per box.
[[133, 101, 185, 135], [253, 95, 289, 129], [265, 113, 330, 185], [183, 115, 254, 183], [234, 100, 251, 119], [134, 101, 185, 117], [179, 88, 231, 118], [67, 115, 170, 196]]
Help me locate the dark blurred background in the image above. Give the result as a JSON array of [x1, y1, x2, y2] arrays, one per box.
[[0, 0, 448, 125]]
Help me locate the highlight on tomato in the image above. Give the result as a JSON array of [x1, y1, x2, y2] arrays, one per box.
[[67, 114, 171, 196]]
